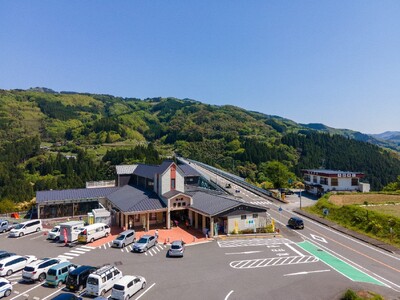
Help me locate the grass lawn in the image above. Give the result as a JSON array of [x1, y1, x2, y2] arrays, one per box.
[[365, 204, 400, 218]]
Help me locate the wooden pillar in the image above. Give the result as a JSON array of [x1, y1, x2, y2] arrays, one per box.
[[209, 217, 214, 238], [188, 210, 193, 226], [194, 212, 199, 229], [167, 209, 171, 229], [202, 215, 206, 231], [146, 213, 150, 231], [124, 214, 128, 229], [37, 205, 41, 219]]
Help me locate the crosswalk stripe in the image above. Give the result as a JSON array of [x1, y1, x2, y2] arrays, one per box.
[[76, 247, 91, 252], [58, 255, 74, 259], [81, 245, 95, 249], [70, 250, 86, 254], [64, 252, 80, 256]]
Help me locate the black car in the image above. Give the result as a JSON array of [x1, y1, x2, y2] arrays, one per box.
[[51, 293, 82, 300], [0, 251, 16, 261], [288, 217, 304, 229], [65, 265, 97, 291]]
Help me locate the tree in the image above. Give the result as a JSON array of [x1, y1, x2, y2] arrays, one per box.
[[259, 161, 295, 188]]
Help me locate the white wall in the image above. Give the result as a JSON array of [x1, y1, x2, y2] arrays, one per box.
[[227, 212, 268, 233]]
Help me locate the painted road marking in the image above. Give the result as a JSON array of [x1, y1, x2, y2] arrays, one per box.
[[225, 251, 262, 255], [310, 234, 327, 243], [297, 241, 385, 286], [285, 243, 304, 257], [225, 290, 234, 300], [64, 252, 79, 257], [218, 238, 293, 248], [284, 269, 331, 277], [230, 255, 319, 269], [135, 282, 155, 300], [70, 250, 86, 254], [81, 245, 95, 249], [76, 247, 91, 252], [57, 255, 74, 260]]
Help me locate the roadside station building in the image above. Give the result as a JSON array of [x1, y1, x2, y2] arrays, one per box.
[[36, 161, 269, 237], [302, 169, 370, 195]]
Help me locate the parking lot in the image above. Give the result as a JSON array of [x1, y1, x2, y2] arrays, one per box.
[[0, 225, 369, 300]]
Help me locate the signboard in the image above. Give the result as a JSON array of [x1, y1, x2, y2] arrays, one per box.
[[245, 219, 255, 228]]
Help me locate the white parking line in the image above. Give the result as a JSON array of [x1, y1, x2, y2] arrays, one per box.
[[81, 245, 95, 249], [57, 255, 74, 260], [284, 269, 330, 277], [76, 247, 92, 252], [225, 290, 234, 300], [70, 250, 86, 254], [41, 287, 64, 300], [135, 282, 156, 300], [9, 282, 43, 300], [285, 243, 304, 257]]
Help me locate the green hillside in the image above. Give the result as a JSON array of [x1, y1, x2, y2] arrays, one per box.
[[0, 88, 399, 209]]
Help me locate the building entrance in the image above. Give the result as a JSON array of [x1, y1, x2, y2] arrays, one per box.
[[170, 209, 189, 227]]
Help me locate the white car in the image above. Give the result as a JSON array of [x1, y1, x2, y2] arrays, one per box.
[[22, 258, 65, 282], [47, 226, 61, 241], [110, 275, 146, 300], [0, 255, 37, 277], [0, 278, 12, 298]]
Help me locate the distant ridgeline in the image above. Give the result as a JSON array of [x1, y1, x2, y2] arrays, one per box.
[[0, 88, 399, 206]]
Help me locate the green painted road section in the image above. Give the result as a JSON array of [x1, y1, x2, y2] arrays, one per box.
[[298, 241, 385, 286]]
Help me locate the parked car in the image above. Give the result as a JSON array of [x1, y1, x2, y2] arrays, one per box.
[[110, 275, 146, 300], [8, 219, 42, 237], [47, 226, 61, 241], [86, 265, 123, 297], [112, 230, 136, 248], [51, 293, 82, 300], [77, 223, 110, 243], [0, 255, 37, 276], [0, 278, 12, 298], [65, 265, 97, 292], [278, 188, 294, 195], [0, 220, 18, 233], [46, 261, 78, 287], [168, 240, 185, 257], [288, 217, 304, 229], [0, 252, 15, 261], [22, 257, 66, 282], [132, 235, 157, 253]]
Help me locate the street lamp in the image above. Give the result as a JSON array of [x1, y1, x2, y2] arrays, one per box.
[[299, 189, 302, 209]]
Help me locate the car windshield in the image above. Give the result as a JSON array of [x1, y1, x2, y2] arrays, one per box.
[[14, 224, 24, 229], [0, 264, 3, 268], [48, 269, 57, 276], [137, 238, 148, 243], [0, 282, 8, 287], [113, 284, 125, 291], [171, 245, 181, 250], [24, 266, 35, 272], [116, 235, 125, 240], [51, 228, 59, 232], [87, 277, 98, 285]]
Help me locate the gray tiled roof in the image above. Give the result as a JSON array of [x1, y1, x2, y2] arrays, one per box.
[[36, 187, 120, 203], [107, 185, 166, 212], [162, 190, 185, 199], [187, 191, 246, 216], [178, 164, 201, 176], [133, 164, 159, 179], [158, 161, 174, 175], [116, 165, 138, 175]]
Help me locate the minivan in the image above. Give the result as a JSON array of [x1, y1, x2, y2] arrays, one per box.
[[86, 265, 123, 297], [112, 230, 136, 248], [8, 219, 42, 237], [0, 255, 37, 276], [77, 223, 110, 243], [22, 257, 65, 282], [65, 265, 97, 292], [288, 217, 304, 229], [110, 275, 146, 300], [46, 261, 78, 287]]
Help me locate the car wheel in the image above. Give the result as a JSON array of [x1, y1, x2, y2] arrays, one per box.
[[141, 282, 146, 289], [19, 232, 24, 237], [122, 243, 125, 248], [6, 269, 12, 276], [57, 280, 63, 287], [4, 289, 11, 297], [78, 285, 83, 291], [101, 290, 106, 296], [125, 295, 130, 300], [39, 273, 46, 282], [55, 236, 60, 241], [144, 247, 148, 252], [36, 227, 41, 232], [90, 238, 94, 243], [105, 232, 109, 237]]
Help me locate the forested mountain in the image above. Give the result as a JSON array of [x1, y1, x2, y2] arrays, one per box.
[[0, 88, 399, 208]]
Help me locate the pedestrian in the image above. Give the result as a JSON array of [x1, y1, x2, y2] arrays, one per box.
[[155, 229, 159, 240]]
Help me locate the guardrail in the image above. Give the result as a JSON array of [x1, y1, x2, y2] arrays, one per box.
[[178, 157, 283, 202]]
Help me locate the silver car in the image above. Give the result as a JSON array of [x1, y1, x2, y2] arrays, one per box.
[[132, 235, 157, 253], [112, 230, 136, 248], [168, 240, 185, 257]]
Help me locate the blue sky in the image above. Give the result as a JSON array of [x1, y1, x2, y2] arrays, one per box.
[[1, 1, 399, 134]]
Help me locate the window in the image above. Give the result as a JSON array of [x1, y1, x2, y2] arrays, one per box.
[[150, 213, 157, 221], [106, 273, 113, 280], [320, 177, 328, 185], [253, 214, 258, 218], [173, 203, 177, 208], [304, 174, 311, 181], [113, 270, 120, 276], [171, 179, 176, 189], [331, 178, 338, 186], [313, 176, 317, 183], [241, 215, 247, 220], [178, 202, 181, 207], [182, 202, 186, 206], [351, 178, 358, 186]]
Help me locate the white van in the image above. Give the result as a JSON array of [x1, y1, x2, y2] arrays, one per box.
[[86, 265, 122, 297], [8, 220, 42, 237], [77, 223, 110, 243]]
